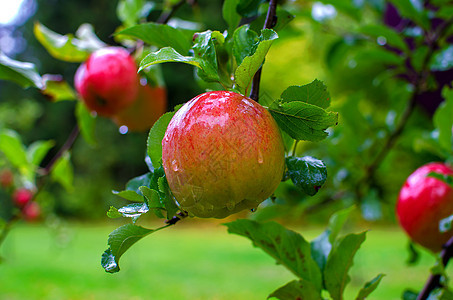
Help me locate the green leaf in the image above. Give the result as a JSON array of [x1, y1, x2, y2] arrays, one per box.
[[234, 29, 278, 95], [324, 232, 367, 300], [280, 79, 331, 109], [102, 224, 155, 273], [27, 140, 55, 167], [431, 45, 453, 72], [402, 289, 419, 300], [41, 75, 77, 102], [357, 24, 409, 53], [107, 206, 123, 218], [117, 0, 154, 27], [311, 207, 354, 272], [0, 129, 30, 176], [75, 102, 97, 146], [192, 30, 225, 82], [225, 219, 322, 291], [232, 25, 259, 66], [126, 173, 152, 194], [158, 176, 179, 219], [440, 214, 453, 233], [139, 47, 220, 82], [355, 274, 385, 300], [112, 190, 144, 202], [223, 0, 241, 33], [139, 186, 165, 218], [434, 87, 453, 152], [51, 151, 74, 192], [117, 23, 192, 55], [34, 22, 104, 63], [147, 111, 176, 169], [286, 156, 327, 196], [269, 101, 338, 142], [0, 52, 43, 89], [237, 0, 266, 18], [268, 279, 321, 300]]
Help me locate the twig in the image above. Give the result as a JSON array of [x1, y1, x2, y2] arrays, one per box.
[[417, 236, 453, 300], [157, 0, 186, 24], [249, 0, 278, 101], [165, 211, 188, 225]]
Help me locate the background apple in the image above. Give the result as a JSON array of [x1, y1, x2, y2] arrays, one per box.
[[112, 83, 167, 132], [22, 201, 41, 222], [396, 162, 453, 252], [0, 169, 13, 188], [74, 47, 139, 116], [162, 91, 285, 218], [13, 188, 34, 208]]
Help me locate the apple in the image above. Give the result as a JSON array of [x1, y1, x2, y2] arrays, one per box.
[[112, 83, 167, 132], [22, 201, 41, 222], [74, 47, 139, 116], [0, 169, 13, 188], [13, 188, 34, 207], [396, 162, 453, 252], [162, 91, 285, 218]]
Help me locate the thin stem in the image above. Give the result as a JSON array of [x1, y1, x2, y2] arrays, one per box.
[[157, 0, 186, 24], [417, 236, 453, 300], [249, 0, 278, 101]]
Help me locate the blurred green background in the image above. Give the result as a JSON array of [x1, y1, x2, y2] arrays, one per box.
[[1, 0, 453, 299]]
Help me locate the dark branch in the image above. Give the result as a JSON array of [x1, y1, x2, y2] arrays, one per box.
[[165, 211, 188, 225], [249, 0, 278, 101], [417, 236, 453, 300], [157, 0, 186, 25]]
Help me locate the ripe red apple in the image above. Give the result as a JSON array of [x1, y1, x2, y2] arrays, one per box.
[[162, 91, 285, 218], [22, 201, 41, 222], [397, 162, 453, 252], [74, 47, 139, 116], [13, 188, 34, 207], [112, 83, 167, 132], [0, 169, 13, 188]]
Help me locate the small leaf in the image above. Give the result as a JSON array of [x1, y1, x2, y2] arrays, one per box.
[[406, 241, 420, 265], [41, 75, 77, 102], [225, 219, 322, 291], [139, 186, 165, 218], [0, 129, 31, 178], [139, 47, 220, 82], [51, 151, 74, 192], [268, 279, 321, 300], [158, 176, 179, 219], [107, 206, 123, 218], [102, 224, 155, 273], [117, 23, 192, 55], [237, 0, 266, 18], [269, 101, 338, 142], [27, 140, 55, 167], [75, 102, 97, 146], [232, 25, 259, 66], [324, 232, 367, 300], [223, 0, 241, 33], [117, 0, 154, 27], [234, 29, 278, 95], [402, 289, 419, 300], [311, 206, 354, 272], [147, 111, 176, 168], [34, 22, 103, 62], [280, 79, 331, 109], [286, 156, 327, 196], [433, 87, 453, 152], [112, 190, 144, 202], [192, 30, 224, 82], [355, 274, 385, 300], [440, 214, 453, 233], [126, 173, 152, 194], [0, 52, 43, 89]]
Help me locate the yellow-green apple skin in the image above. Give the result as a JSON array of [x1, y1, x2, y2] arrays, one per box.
[[162, 91, 285, 218]]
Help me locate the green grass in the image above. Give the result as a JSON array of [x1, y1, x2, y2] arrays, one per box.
[[0, 221, 450, 299]]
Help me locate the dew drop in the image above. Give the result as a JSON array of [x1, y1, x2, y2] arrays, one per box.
[[171, 160, 179, 171], [257, 150, 264, 164], [226, 201, 235, 211], [119, 126, 129, 135]]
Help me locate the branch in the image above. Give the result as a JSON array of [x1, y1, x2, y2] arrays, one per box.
[[417, 236, 453, 300], [249, 0, 278, 101], [156, 0, 186, 24]]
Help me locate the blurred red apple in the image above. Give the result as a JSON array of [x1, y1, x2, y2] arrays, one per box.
[[0, 169, 13, 188], [13, 188, 34, 207], [22, 201, 41, 222]]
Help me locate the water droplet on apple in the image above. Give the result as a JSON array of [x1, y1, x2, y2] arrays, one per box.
[[257, 150, 264, 164], [171, 160, 179, 171], [226, 201, 235, 211]]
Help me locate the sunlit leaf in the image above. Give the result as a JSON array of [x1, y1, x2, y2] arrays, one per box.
[[147, 111, 176, 169], [51, 151, 74, 192], [280, 80, 331, 109], [356, 274, 385, 300], [41, 75, 77, 102], [75, 102, 96, 146], [268, 279, 321, 300], [0, 52, 43, 89]]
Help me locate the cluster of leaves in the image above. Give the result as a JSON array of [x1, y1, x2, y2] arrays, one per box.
[[225, 207, 383, 299]]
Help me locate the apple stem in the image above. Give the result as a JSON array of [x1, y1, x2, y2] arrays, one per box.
[[249, 0, 278, 101], [417, 236, 453, 300]]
